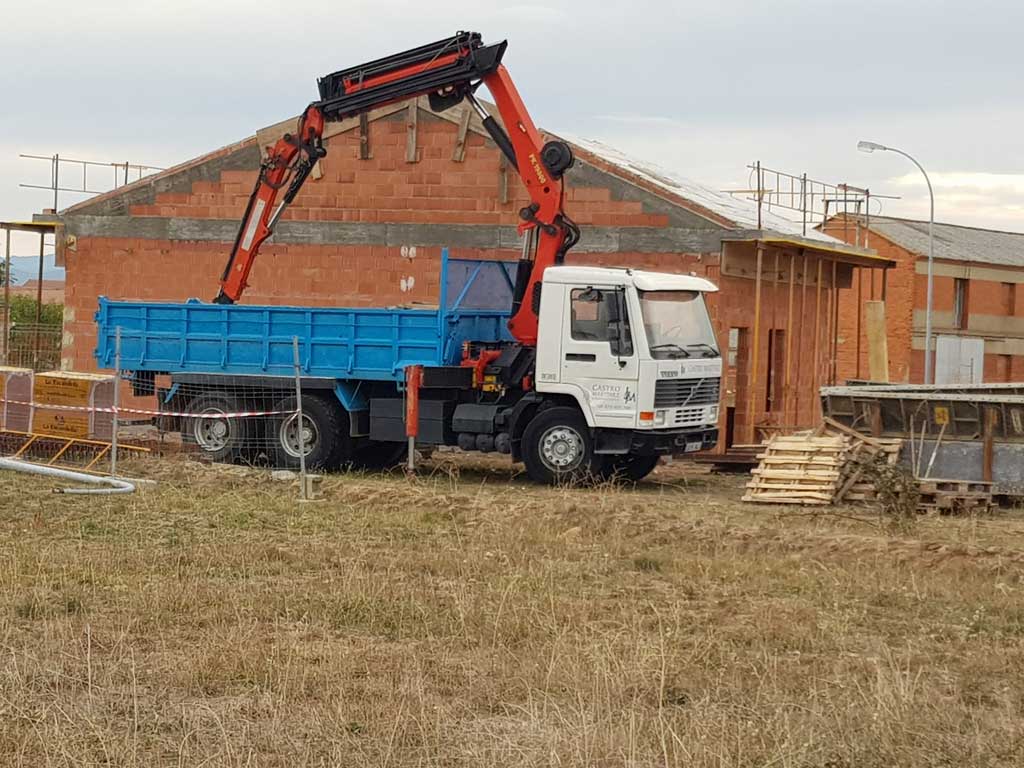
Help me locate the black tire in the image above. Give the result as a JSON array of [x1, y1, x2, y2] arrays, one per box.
[[521, 406, 601, 485], [183, 392, 253, 463], [270, 393, 349, 471], [346, 440, 407, 471], [602, 454, 661, 483]]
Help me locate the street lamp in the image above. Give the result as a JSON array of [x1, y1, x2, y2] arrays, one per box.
[[858, 140, 936, 384]]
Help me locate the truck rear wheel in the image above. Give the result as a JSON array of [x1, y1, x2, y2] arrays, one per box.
[[522, 407, 601, 485], [270, 394, 349, 471], [183, 393, 252, 463]]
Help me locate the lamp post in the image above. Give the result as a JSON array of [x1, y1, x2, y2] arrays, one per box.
[[858, 140, 935, 384]]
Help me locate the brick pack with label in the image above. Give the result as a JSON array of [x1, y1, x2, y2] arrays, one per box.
[[33, 371, 115, 441]]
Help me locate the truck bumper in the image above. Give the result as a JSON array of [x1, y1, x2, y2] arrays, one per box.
[[595, 426, 718, 456]]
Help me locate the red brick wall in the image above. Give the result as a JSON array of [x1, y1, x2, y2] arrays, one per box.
[[824, 221, 917, 383], [62, 111, 840, 443], [826, 219, 1024, 383]]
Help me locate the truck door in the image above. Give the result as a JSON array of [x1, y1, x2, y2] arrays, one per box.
[[561, 286, 640, 427]]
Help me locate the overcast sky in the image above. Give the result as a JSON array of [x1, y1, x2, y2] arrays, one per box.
[[2, 0, 1021, 257]]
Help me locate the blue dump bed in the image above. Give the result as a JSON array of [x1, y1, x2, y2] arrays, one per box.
[[95, 252, 516, 381]]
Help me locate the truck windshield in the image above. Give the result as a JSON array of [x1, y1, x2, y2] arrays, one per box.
[[638, 290, 720, 359]]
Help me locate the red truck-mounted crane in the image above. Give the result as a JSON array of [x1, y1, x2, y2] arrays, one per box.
[[213, 31, 579, 347], [99, 32, 721, 483]]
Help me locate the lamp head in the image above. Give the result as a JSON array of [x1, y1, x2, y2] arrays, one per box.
[[857, 140, 887, 154]]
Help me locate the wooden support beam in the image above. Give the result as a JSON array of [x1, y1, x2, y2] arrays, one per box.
[[869, 401, 883, 437], [405, 102, 418, 163], [769, 249, 780, 415], [812, 258, 823, 415], [452, 108, 471, 162], [855, 267, 863, 380], [830, 260, 839, 385], [747, 242, 764, 443], [784, 252, 796, 426], [358, 113, 371, 160], [795, 251, 808, 427], [982, 407, 998, 482]]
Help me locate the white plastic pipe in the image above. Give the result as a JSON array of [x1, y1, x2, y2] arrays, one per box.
[[0, 457, 136, 495]]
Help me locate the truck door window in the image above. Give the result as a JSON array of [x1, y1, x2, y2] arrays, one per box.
[[570, 288, 633, 354]]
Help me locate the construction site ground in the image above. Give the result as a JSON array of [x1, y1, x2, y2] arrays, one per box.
[[1, 453, 1023, 766]]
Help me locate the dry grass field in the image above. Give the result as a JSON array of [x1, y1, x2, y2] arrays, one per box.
[[1, 453, 1023, 766]]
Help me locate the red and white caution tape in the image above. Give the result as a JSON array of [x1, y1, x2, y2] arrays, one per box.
[[0, 399, 295, 418]]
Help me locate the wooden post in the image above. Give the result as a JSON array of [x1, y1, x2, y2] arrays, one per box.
[[769, 248, 780, 415], [784, 252, 796, 427], [2, 227, 10, 364], [812, 258, 823, 414], [795, 251, 809, 427], [830, 260, 839, 385], [34, 232, 44, 369], [452, 108, 471, 162], [856, 267, 863, 380], [869, 401, 883, 437], [358, 113, 371, 160], [405, 101, 418, 163], [747, 243, 764, 443], [982, 407, 998, 482]]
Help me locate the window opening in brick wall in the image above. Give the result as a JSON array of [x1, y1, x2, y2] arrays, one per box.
[[953, 278, 968, 330]]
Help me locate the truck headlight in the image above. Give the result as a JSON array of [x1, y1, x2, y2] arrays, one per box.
[[708, 405, 720, 421], [654, 409, 667, 426]]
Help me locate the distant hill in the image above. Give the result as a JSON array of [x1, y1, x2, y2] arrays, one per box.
[[5, 254, 65, 286]]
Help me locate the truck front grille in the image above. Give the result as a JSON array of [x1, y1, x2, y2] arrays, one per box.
[[654, 377, 720, 409]]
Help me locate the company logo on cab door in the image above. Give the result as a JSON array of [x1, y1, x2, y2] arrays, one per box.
[[587, 382, 636, 413]]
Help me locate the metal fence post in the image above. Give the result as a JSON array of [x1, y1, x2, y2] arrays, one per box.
[[292, 336, 308, 500], [111, 326, 121, 476]]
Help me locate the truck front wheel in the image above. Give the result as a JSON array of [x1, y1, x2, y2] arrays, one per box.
[[602, 454, 660, 483], [522, 407, 601, 485]]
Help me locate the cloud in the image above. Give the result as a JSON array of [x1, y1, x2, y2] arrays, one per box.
[[594, 114, 683, 126]]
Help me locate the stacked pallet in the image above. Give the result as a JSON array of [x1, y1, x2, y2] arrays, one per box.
[[742, 434, 849, 505], [820, 418, 903, 504], [917, 479, 993, 515]]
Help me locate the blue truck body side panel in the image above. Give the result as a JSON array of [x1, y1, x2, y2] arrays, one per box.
[[95, 252, 516, 382]]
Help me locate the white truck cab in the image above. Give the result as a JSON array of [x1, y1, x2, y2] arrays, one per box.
[[526, 266, 721, 476]]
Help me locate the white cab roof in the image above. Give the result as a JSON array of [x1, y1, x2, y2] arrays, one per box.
[[543, 265, 718, 293]]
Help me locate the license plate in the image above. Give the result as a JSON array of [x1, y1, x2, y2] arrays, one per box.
[[684, 441, 702, 453]]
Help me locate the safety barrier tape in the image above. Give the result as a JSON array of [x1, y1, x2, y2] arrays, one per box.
[[0, 399, 295, 419]]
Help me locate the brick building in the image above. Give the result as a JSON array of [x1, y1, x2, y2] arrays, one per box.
[[42, 98, 887, 448], [824, 215, 1024, 385]]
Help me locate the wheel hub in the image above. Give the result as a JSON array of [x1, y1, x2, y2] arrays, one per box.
[[280, 413, 319, 458], [539, 426, 584, 471], [195, 408, 231, 451]]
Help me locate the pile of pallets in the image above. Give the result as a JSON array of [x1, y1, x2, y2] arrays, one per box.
[[917, 478, 994, 515], [824, 419, 904, 504], [742, 434, 849, 505]]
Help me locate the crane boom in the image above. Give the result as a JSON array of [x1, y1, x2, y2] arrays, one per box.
[[214, 32, 578, 347]]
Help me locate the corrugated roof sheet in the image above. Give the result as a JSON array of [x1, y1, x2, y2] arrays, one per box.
[[866, 216, 1024, 267], [564, 136, 841, 244]]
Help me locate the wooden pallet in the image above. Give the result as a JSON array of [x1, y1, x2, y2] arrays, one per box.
[[821, 419, 903, 503], [743, 434, 848, 505], [917, 477, 994, 515], [918, 479, 993, 496]]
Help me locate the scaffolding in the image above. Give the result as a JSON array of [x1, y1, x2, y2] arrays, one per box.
[[19, 153, 164, 210], [724, 162, 899, 247]]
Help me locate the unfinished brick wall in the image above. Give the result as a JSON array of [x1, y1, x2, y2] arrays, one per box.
[[827, 219, 1024, 384], [60, 106, 851, 446]]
